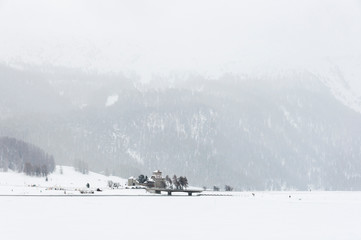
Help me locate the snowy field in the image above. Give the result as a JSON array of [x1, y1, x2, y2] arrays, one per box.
[[1, 191, 361, 240], [1, 168, 361, 240], [0, 166, 127, 195]]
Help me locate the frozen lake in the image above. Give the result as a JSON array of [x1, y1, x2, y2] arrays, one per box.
[[1, 191, 361, 240]]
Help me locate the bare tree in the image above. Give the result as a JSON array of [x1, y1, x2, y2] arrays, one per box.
[[24, 162, 33, 176], [108, 180, 114, 188], [35, 166, 41, 176], [41, 164, 48, 177], [2, 160, 8, 172], [0, 137, 55, 176], [74, 159, 89, 174]]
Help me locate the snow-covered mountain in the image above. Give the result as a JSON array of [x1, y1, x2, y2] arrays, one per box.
[[1, 64, 361, 190], [306, 56, 361, 114]]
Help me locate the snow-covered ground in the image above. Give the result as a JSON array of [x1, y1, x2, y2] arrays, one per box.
[[0, 166, 129, 195], [0, 166, 202, 196], [1, 191, 361, 240], [1, 167, 361, 239]]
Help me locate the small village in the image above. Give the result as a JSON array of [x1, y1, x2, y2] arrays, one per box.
[[128, 170, 202, 196]]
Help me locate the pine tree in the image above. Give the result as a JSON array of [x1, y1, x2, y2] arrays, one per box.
[[137, 174, 146, 183], [165, 175, 172, 188], [173, 175, 180, 189], [178, 176, 185, 189], [183, 177, 188, 189]]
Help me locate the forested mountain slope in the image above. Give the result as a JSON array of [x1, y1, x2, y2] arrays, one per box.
[[0, 136, 55, 176], [1, 65, 361, 190]]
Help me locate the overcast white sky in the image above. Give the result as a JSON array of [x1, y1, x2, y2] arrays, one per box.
[[0, 0, 361, 80]]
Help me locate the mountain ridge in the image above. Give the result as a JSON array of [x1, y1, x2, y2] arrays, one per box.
[[1, 64, 361, 190]]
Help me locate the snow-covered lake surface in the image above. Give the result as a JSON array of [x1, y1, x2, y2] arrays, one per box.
[[1, 167, 361, 239], [1, 191, 361, 240]]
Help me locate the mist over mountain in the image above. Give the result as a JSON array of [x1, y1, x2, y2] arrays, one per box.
[[1, 64, 361, 190], [1, 0, 361, 190]]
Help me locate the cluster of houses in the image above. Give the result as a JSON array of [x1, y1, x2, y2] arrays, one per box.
[[128, 170, 202, 196], [128, 170, 165, 188]]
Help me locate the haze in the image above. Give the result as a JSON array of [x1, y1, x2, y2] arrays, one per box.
[[1, 0, 361, 82], [1, 0, 361, 190]]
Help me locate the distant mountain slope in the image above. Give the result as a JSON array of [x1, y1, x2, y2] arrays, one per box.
[[1, 65, 361, 190], [312, 56, 361, 114], [0, 65, 74, 118]]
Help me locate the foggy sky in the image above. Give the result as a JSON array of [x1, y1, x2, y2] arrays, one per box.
[[0, 0, 361, 80]]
